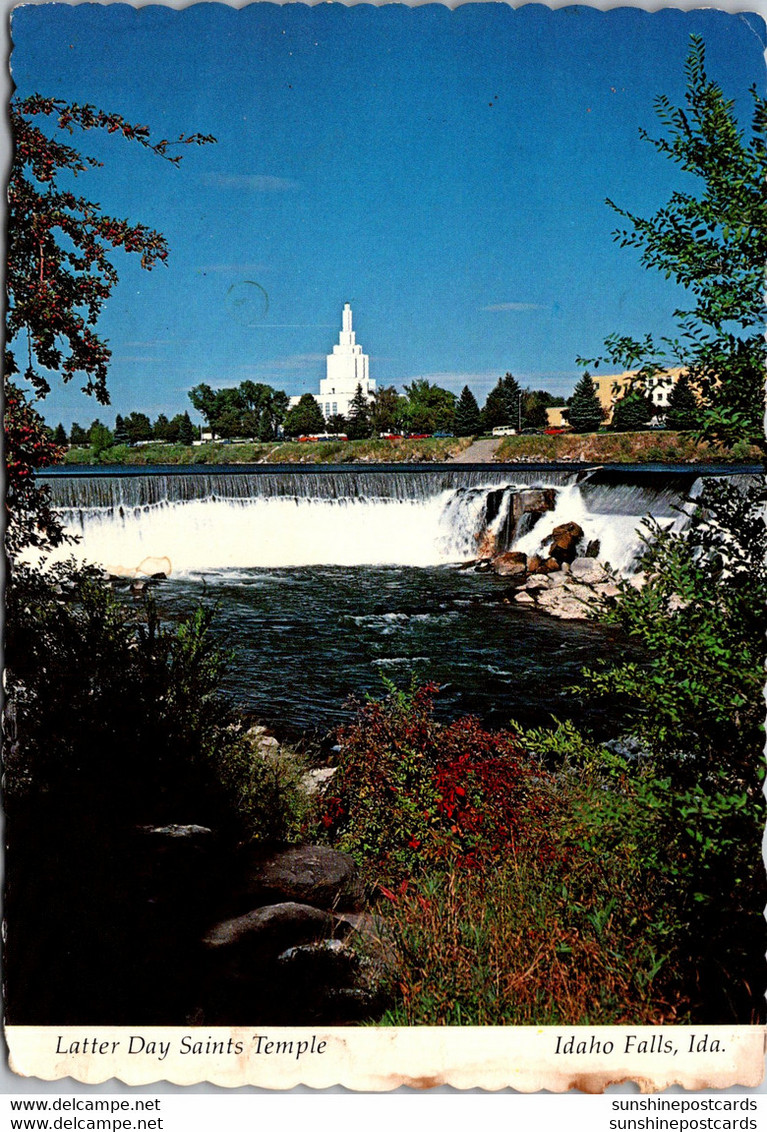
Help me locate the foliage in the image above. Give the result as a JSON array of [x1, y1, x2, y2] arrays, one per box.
[[567, 371, 604, 433], [481, 372, 522, 431], [321, 680, 552, 879], [665, 372, 703, 431], [188, 380, 288, 440], [7, 94, 213, 405], [453, 385, 482, 436], [4, 561, 309, 840], [282, 392, 325, 438], [581, 37, 767, 450], [5, 381, 68, 555], [520, 387, 564, 429], [70, 421, 88, 446], [6, 95, 213, 555], [346, 382, 374, 440], [611, 391, 653, 432], [377, 849, 675, 1026], [370, 385, 405, 435], [579, 479, 766, 778], [401, 378, 456, 434]]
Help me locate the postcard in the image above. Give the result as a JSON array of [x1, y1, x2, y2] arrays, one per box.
[[4, 0, 766, 1092]]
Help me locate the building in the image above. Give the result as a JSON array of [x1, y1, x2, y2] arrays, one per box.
[[288, 303, 377, 421], [546, 367, 690, 428]]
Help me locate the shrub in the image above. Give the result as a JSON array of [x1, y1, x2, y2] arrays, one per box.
[[322, 679, 553, 879]]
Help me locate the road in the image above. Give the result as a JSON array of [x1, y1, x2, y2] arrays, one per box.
[[449, 437, 501, 463]]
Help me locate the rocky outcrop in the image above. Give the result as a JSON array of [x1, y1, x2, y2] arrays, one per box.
[[231, 843, 364, 913], [510, 556, 623, 619], [491, 551, 527, 577], [545, 522, 583, 565]]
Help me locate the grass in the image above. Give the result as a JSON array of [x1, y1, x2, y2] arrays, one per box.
[[494, 430, 763, 464], [376, 850, 677, 1026], [62, 436, 473, 466]]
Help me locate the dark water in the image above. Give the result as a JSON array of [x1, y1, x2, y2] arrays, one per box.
[[152, 564, 631, 741]]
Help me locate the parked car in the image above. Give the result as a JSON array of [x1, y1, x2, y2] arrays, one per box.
[[408, 433, 431, 439], [492, 426, 517, 437], [433, 431, 454, 438]]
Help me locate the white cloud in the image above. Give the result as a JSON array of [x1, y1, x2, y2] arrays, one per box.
[[197, 263, 269, 275], [481, 302, 548, 312], [201, 173, 300, 192]]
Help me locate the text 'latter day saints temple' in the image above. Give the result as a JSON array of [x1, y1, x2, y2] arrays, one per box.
[[289, 303, 377, 421]]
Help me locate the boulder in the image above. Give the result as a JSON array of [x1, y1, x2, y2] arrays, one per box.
[[514, 591, 536, 605], [202, 902, 338, 971], [545, 522, 583, 565], [523, 575, 550, 592], [232, 844, 364, 913], [527, 555, 547, 574], [593, 581, 621, 599], [535, 584, 595, 620], [569, 557, 609, 585], [512, 488, 556, 520], [585, 539, 601, 559], [302, 767, 338, 796], [546, 556, 562, 572], [491, 551, 527, 577]]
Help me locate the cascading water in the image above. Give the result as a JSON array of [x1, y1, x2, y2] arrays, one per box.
[[38, 464, 706, 575]]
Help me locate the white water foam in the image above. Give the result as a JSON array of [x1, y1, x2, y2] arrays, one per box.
[[51, 490, 489, 573], [47, 476, 695, 576]]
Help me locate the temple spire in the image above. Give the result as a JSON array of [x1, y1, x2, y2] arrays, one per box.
[[342, 303, 353, 334]]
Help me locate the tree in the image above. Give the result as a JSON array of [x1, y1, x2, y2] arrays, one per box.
[[113, 414, 129, 445], [370, 385, 405, 435], [282, 393, 325, 438], [124, 411, 152, 443], [482, 373, 522, 431], [454, 386, 482, 436], [5, 384, 67, 557], [665, 373, 703, 432], [325, 413, 349, 436], [6, 95, 213, 551], [611, 391, 653, 432], [152, 413, 172, 441], [521, 388, 565, 430], [567, 372, 603, 433], [402, 379, 456, 434], [347, 383, 374, 440], [177, 412, 196, 446], [70, 421, 88, 447], [88, 419, 114, 457], [582, 37, 766, 450], [53, 422, 68, 446]]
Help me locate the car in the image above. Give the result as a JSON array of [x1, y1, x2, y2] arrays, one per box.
[[433, 431, 454, 438], [408, 433, 431, 439], [544, 426, 570, 435], [492, 425, 517, 437]]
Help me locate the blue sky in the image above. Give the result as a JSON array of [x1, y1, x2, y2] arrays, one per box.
[[10, 2, 766, 429]]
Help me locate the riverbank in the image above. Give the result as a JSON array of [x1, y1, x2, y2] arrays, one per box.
[[494, 430, 762, 464], [63, 435, 473, 466]]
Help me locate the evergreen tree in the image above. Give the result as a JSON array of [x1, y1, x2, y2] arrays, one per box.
[[153, 413, 172, 441], [482, 373, 522, 431], [611, 392, 653, 432], [454, 386, 482, 436], [283, 393, 325, 438], [70, 422, 88, 447], [370, 386, 404, 435], [54, 423, 68, 446], [326, 413, 349, 435], [113, 414, 129, 445], [665, 373, 702, 432], [347, 383, 373, 440], [567, 372, 603, 433], [124, 411, 152, 443], [178, 412, 196, 446]]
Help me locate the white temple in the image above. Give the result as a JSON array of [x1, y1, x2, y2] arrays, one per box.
[[288, 303, 376, 422]]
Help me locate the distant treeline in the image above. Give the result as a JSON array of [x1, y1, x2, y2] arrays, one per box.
[[54, 373, 567, 447]]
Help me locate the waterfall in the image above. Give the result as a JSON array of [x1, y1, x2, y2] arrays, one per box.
[[36, 464, 712, 576]]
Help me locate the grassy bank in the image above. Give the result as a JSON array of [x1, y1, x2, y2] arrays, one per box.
[[494, 430, 762, 464], [62, 435, 472, 466]]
